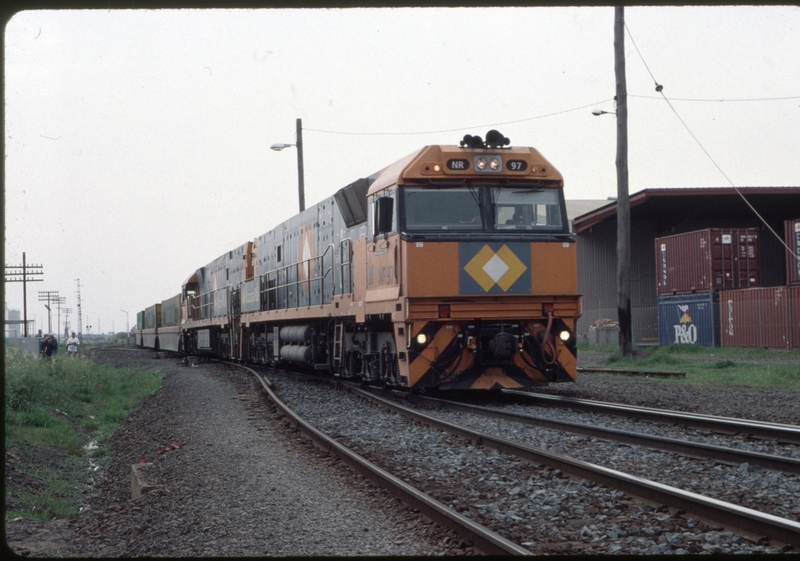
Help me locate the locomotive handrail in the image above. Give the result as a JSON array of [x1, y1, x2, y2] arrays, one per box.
[[187, 285, 230, 321], [260, 243, 336, 311], [339, 237, 353, 295]]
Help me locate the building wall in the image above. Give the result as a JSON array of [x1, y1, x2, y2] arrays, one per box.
[[576, 219, 658, 343]]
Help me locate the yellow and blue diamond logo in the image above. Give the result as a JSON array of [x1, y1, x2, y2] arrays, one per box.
[[460, 243, 530, 294]]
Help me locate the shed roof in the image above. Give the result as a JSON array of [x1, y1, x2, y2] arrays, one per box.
[[572, 186, 800, 234]]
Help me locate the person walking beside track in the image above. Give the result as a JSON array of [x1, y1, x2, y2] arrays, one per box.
[[40, 335, 55, 359], [66, 332, 80, 357]]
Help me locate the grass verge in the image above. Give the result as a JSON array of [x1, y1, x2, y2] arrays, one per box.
[[580, 343, 800, 388], [4, 347, 163, 520]]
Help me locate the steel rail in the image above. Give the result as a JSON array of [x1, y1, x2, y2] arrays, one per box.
[[240, 365, 532, 556], [348, 385, 800, 547], [503, 391, 800, 445], [578, 366, 686, 378], [383, 392, 800, 474]]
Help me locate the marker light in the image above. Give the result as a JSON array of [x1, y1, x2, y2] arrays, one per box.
[[416, 333, 428, 345], [559, 330, 571, 342], [438, 304, 451, 318]]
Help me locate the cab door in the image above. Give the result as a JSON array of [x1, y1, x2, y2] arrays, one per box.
[[365, 191, 401, 308]]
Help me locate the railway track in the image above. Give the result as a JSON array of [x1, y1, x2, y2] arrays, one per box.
[[353, 387, 800, 547], [240, 366, 800, 553], [501, 391, 800, 445], [243, 365, 530, 556], [381, 392, 800, 474]]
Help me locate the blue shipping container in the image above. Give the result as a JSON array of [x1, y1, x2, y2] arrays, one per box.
[[657, 293, 720, 347]]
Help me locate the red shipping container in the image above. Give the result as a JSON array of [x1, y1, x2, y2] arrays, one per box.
[[789, 286, 800, 350], [720, 287, 794, 350], [656, 228, 760, 295], [785, 219, 800, 286], [720, 288, 760, 348]]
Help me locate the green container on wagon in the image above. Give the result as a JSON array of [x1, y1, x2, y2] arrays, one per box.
[[160, 294, 181, 327]]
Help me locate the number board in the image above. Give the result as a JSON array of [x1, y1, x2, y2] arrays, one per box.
[[447, 159, 470, 171]]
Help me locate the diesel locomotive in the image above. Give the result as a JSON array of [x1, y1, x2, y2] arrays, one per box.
[[137, 131, 581, 390]]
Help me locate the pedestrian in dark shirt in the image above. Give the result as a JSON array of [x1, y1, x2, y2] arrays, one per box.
[[41, 335, 54, 358]]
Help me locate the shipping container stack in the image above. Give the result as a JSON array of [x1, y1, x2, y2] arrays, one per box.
[[719, 219, 800, 350], [655, 228, 760, 347]]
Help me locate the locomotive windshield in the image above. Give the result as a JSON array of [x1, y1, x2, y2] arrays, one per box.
[[404, 187, 483, 230], [401, 185, 565, 233], [492, 187, 563, 231]]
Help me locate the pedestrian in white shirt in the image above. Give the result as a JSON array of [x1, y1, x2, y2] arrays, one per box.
[[66, 332, 80, 357]]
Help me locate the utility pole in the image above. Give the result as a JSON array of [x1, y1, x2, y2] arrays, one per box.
[[4, 252, 44, 337], [615, 6, 633, 356], [63, 308, 73, 338], [38, 290, 60, 335], [55, 297, 66, 341], [75, 279, 83, 338]]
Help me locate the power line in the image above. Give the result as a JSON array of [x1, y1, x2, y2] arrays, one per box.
[[304, 99, 615, 137], [624, 22, 799, 263], [630, 94, 800, 102]]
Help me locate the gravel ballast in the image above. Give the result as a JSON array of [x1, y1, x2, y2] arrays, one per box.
[[5, 350, 464, 557], [5, 347, 800, 556]]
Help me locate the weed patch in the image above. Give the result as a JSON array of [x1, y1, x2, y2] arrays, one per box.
[[4, 347, 163, 520], [581, 343, 800, 388]]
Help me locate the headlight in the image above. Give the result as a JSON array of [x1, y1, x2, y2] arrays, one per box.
[[559, 330, 571, 342], [474, 155, 502, 173], [416, 333, 428, 345]]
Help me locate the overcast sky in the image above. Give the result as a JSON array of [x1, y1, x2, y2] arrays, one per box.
[[4, 6, 799, 336]]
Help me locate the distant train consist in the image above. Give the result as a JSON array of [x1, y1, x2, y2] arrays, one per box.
[[136, 131, 581, 390]]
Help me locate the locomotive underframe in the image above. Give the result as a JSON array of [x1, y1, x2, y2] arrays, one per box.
[[177, 292, 579, 390]]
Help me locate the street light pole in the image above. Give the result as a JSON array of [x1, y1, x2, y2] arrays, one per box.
[[614, 6, 633, 356], [270, 118, 306, 213], [295, 118, 305, 212]]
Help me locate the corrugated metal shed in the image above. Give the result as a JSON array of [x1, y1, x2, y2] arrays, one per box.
[[571, 186, 800, 344]]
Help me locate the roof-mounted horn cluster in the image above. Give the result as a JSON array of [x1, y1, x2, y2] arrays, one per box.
[[459, 130, 510, 149]]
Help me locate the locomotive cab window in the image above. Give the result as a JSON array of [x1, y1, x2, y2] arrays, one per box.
[[403, 187, 482, 231], [368, 190, 397, 239], [493, 187, 564, 231]]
